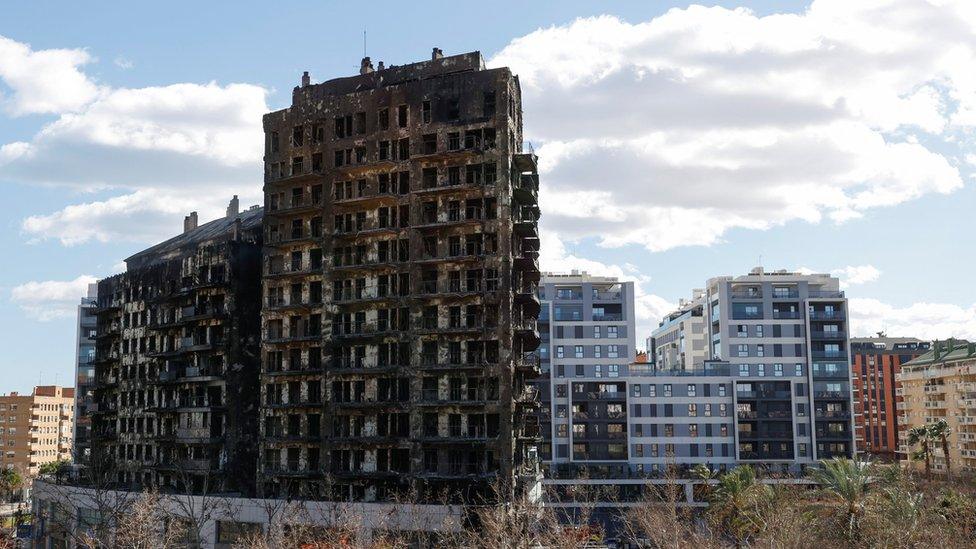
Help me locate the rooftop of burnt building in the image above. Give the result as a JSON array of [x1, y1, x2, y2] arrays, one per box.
[[125, 205, 263, 270], [285, 50, 491, 109]]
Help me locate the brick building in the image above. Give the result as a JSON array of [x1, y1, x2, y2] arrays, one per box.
[[259, 49, 541, 503], [0, 386, 75, 477], [850, 336, 929, 457]]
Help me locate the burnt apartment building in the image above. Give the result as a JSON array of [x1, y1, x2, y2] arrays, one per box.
[[259, 49, 541, 503], [90, 199, 263, 495]]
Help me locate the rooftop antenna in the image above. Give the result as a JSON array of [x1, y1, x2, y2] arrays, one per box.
[[363, 27, 367, 58]]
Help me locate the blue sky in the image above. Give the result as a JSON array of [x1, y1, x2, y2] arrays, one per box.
[[1, 0, 974, 393]]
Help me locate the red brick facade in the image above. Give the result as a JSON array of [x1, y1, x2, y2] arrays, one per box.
[[851, 338, 928, 457]]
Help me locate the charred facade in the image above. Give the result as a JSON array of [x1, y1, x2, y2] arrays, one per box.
[[90, 204, 263, 495], [259, 50, 542, 502]]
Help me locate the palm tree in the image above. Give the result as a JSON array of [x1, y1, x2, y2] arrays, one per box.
[[907, 426, 931, 478], [928, 419, 952, 480], [708, 465, 772, 545], [810, 457, 874, 541]]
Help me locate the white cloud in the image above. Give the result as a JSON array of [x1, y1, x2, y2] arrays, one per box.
[[850, 297, 976, 341], [0, 34, 268, 246], [19, 189, 252, 246], [491, 1, 974, 251], [32, 82, 267, 166], [830, 265, 882, 288], [0, 35, 100, 115], [114, 56, 133, 70], [10, 275, 98, 321], [540, 231, 674, 347]]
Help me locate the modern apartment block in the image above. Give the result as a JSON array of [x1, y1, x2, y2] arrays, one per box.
[[850, 336, 929, 457], [534, 272, 636, 478], [650, 290, 707, 372], [897, 340, 976, 473], [704, 268, 855, 466], [0, 386, 75, 476], [259, 49, 541, 503], [90, 201, 263, 494], [540, 267, 856, 489], [73, 283, 98, 463]]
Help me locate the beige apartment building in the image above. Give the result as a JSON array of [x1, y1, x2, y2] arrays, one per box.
[[0, 386, 75, 476], [897, 340, 976, 473]]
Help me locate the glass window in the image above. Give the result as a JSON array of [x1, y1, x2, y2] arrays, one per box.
[[663, 384, 672, 397], [556, 346, 564, 358], [574, 345, 584, 358], [774, 363, 783, 377], [687, 384, 696, 397], [633, 384, 641, 397], [609, 364, 619, 378], [738, 364, 749, 377], [594, 345, 602, 358]]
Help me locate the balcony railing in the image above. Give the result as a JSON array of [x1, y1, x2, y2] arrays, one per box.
[[808, 291, 845, 299], [815, 410, 851, 419], [815, 391, 849, 399], [730, 290, 763, 299], [809, 311, 846, 320], [811, 330, 847, 339], [771, 290, 800, 299], [592, 314, 622, 322], [812, 350, 848, 360]]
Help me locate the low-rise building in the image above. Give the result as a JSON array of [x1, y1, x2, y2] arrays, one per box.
[[897, 339, 976, 473], [0, 386, 75, 476]]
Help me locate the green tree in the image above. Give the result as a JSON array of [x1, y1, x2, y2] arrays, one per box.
[[707, 465, 772, 545], [0, 469, 22, 503], [38, 459, 70, 480], [810, 457, 874, 541], [928, 418, 952, 480], [907, 425, 931, 478]]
